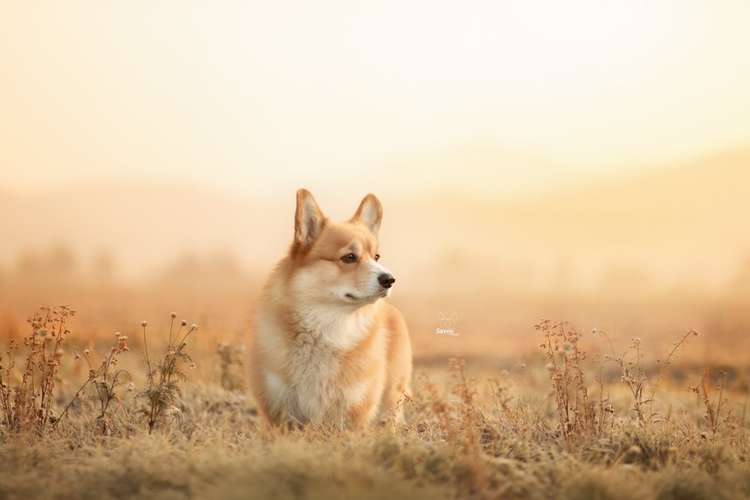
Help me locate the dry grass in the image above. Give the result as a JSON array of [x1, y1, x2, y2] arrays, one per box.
[[1, 305, 749, 499]]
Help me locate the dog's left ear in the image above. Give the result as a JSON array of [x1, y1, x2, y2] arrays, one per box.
[[351, 193, 383, 236]]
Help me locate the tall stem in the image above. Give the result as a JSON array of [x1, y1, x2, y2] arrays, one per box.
[[142, 324, 152, 383]]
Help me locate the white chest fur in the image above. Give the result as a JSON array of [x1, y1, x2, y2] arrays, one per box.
[[258, 302, 381, 426]]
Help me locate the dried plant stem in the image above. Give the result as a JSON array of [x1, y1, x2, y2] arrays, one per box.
[[139, 318, 197, 433], [649, 330, 699, 406], [142, 322, 153, 382], [54, 377, 93, 428]]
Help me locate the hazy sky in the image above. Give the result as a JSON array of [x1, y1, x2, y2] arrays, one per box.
[[2, 1, 749, 198]]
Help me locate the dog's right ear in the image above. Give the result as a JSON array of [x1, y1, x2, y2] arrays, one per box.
[[294, 189, 325, 248]]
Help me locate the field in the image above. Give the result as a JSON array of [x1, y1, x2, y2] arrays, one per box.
[[2, 275, 749, 500], [2, 177, 750, 499], [4, 2, 750, 498]]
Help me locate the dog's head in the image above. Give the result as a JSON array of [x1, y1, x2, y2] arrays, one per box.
[[287, 189, 395, 306]]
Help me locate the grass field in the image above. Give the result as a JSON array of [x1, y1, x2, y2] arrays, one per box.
[[2, 303, 749, 500], [4, 2, 750, 497]]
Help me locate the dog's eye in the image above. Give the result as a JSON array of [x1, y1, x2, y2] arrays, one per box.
[[374, 254, 380, 261], [341, 253, 357, 264]]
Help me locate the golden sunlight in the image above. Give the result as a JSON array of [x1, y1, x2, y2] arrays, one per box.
[[1, 1, 749, 195], [3, 4, 750, 498]]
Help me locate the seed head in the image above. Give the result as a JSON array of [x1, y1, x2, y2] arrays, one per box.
[[171, 312, 177, 319], [141, 321, 148, 327]]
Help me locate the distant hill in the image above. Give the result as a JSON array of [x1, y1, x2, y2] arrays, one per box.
[[1, 149, 748, 288], [0, 182, 287, 277], [381, 148, 750, 290], [500, 148, 750, 286]]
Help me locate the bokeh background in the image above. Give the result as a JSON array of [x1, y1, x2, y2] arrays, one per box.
[[2, 1, 750, 369]]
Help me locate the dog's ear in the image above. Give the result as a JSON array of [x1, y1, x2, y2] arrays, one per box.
[[295, 189, 325, 247], [351, 193, 383, 236]]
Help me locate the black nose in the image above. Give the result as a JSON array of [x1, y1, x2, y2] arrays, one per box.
[[378, 273, 395, 289]]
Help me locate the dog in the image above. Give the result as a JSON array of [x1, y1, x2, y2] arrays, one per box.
[[250, 189, 412, 429]]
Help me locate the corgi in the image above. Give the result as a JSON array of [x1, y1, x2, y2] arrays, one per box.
[[250, 189, 412, 429]]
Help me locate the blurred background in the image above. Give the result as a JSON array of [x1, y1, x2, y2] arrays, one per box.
[[2, 1, 750, 368]]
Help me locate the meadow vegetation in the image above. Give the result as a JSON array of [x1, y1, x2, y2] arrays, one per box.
[[1, 299, 748, 500]]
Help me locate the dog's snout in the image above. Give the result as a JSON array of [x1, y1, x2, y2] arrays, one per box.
[[378, 273, 395, 289]]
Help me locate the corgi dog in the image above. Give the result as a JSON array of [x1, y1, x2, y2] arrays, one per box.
[[250, 189, 412, 429]]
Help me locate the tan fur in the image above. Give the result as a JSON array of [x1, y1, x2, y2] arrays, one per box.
[[250, 190, 412, 429]]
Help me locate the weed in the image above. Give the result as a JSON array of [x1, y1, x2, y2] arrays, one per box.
[[137, 313, 198, 433], [536, 320, 600, 443], [690, 369, 729, 435], [596, 328, 697, 425], [0, 306, 74, 434], [56, 332, 131, 434]]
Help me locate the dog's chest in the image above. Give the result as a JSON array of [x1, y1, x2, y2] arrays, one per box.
[[282, 310, 374, 424]]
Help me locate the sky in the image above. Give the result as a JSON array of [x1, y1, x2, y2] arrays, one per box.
[[1, 0, 749, 199]]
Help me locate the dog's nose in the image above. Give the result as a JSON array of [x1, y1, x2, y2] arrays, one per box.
[[378, 273, 395, 289]]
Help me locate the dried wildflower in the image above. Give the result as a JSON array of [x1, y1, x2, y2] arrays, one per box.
[[138, 313, 198, 433], [57, 328, 133, 433], [2, 306, 74, 433]]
